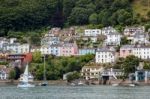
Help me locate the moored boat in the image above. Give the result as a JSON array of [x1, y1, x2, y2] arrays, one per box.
[[17, 64, 35, 88]]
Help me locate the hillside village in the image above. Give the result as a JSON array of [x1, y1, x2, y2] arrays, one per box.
[[0, 26, 150, 84]]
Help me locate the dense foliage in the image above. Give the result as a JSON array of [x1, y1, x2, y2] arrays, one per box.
[[0, 0, 140, 36], [30, 52, 94, 80], [114, 55, 140, 78]]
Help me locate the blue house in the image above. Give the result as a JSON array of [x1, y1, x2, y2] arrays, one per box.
[[135, 70, 150, 82], [78, 48, 95, 55]]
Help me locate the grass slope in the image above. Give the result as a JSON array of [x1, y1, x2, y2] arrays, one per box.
[[132, 0, 150, 18]]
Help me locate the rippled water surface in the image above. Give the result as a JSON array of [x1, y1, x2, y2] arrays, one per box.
[[0, 85, 150, 99]]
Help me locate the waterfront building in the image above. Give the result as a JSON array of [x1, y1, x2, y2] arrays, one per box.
[[95, 48, 116, 63], [84, 29, 101, 36], [0, 66, 9, 80], [0, 69, 8, 80], [7, 53, 32, 67], [135, 70, 150, 83], [78, 48, 96, 55], [81, 66, 103, 80], [101, 68, 123, 79]]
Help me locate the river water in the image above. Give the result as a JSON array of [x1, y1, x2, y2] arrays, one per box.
[[0, 85, 150, 99]]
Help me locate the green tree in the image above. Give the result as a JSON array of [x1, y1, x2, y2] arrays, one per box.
[[89, 13, 98, 24], [32, 51, 42, 63], [116, 9, 133, 25], [67, 71, 80, 82], [143, 61, 150, 70], [121, 55, 139, 78], [147, 10, 150, 19], [113, 57, 124, 69], [120, 36, 130, 45], [9, 69, 16, 82]]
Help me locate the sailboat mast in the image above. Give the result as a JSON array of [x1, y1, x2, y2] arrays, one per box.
[[44, 55, 46, 81]]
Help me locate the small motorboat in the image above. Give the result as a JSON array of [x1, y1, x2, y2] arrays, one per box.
[[77, 81, 85, 86], [112, 83, 119, 87], [39, 82, 48, 86], [129, 84, 135, 87]]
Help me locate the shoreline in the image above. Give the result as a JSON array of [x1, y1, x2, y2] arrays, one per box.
[[0, 80, 67, 86], [0, 79, 150, 86]]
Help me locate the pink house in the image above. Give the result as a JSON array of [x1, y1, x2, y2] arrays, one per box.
[[60, 42, 78, 56], [120, 45, 134, 58]]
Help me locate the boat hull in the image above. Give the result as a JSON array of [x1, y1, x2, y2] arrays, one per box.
[[17, 83, 35, 88]]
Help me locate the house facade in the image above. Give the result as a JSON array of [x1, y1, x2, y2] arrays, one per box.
[[81, 66, 103, 80], [49, 44, 61, 56], [78, 48, 95, 55], [124, 26, 145, 36], [104, 32, 122, 46], [84, 29, 101, 36], [5, 43, 30, 54], [120, 45, 134, 58], [132, 32, 149, 44], [60, 42, 78, 56], [95, 48, 116, 63], [132, 45, 150, 59], [101, 26, 117, 35], [41, 34, 60, 46], [40, 46, 50, 55]]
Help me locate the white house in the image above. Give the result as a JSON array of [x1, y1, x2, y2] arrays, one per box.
[[6, 43, 30, 54], [84, 29, 101, 36], [95, 48, 116, 63], [40, 46, 50, 55], [41, 33, 60, 46], [124, 26, 145, 36], [132, 45, 150, 59], [30, 46, 40, 53], [81, 66, 103, 80], [0, 70, 8, 80], [101, 68, 123, 79], [101, 26, 117, 35], [104, 32, 122, 46], [132, 32, 149, 44]]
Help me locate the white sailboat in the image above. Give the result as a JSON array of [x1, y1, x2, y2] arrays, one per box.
[[17, 64, 35, 88]]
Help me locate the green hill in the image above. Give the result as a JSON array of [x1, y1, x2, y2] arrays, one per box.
[[132, 0, 150, 18]]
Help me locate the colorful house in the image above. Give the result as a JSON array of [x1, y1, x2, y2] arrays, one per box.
[[49, 44, 61, 56], [60, 42, 78, 56], [120, 45, 134, 58], [78, 48, 95, 55]]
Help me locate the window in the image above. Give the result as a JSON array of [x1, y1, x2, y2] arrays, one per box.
[[123, 50, 125, 53]]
